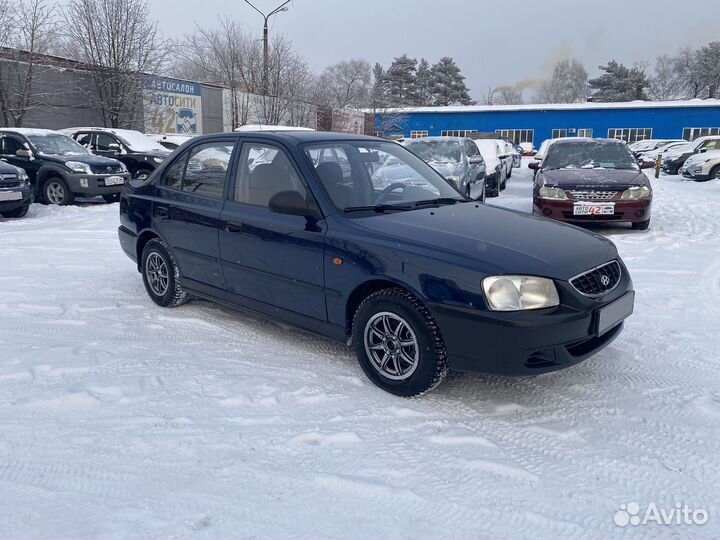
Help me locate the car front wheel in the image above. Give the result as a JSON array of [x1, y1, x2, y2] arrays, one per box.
[[141, 239, 189, 307], [134, 168, 153, 181], [352, 288, 448, 397], [632, 219, 650, 231], [44, 177, 73, 205]]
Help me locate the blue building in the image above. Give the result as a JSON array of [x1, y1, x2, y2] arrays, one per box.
[[374, 100, 720, 145]]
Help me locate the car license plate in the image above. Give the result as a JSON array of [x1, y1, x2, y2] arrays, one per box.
[[0, 191, 22, 201], [105, 176, 124, 186], [573, 202, 615, 216], [596, 291, 635, 335]]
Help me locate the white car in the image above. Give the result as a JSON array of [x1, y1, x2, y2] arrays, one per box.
[[150, 134, 195, 151], [472, 139, 507, 197], [519, 142, 535, 155], [681, 149, 720, 181], [638, 141, 687, 164]]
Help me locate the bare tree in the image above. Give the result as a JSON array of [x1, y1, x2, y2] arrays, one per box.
[[317, 59, 372, 109], [60, 0, 166, 128], [0, 0, 56, 126], [492, 85, 523, 105], [649, 54, 684, 101], [535, 59, 588, 103]]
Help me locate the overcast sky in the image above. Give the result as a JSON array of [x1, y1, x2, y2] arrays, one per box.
[[150, 0, 718, 100]]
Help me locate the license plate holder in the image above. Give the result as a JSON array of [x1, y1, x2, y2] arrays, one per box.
[[105, 176, 124, 186], [0, 191, 22, 201], [596, 291, 635, 335], [574, 202, 615, 216]]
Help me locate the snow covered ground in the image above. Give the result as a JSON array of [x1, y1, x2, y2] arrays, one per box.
[[1, 162, 719, 539]]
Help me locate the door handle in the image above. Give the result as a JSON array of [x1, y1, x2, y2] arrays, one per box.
[[225, 223, 243, 233], [156, 207, 169, 218]]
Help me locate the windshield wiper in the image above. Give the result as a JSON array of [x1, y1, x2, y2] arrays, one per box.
[[343, 203, 415, 214], [412, 197, 466, 207]]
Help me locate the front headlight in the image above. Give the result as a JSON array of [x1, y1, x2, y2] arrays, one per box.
[[119, 161, 128, 172], [15, 167, 29, 183], [153, 157, 164, 164], [620, 186, 651, 200], [65, 161, 92, 174], [446, 176, 461, 189], [538, 186, 568, 200], [482, 276, 560, 311]]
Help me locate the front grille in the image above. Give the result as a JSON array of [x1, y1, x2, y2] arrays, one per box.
[[569, 190, 618, 201], [0, 173, 18, 184], [90, 164, 124, 174], [571, 260, 622, 296]]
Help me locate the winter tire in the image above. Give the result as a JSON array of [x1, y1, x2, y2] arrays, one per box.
[[632, 219, 650, 231], [352, 287, 447, 397], [141, 239, 189, 308], [103, 193, 120, 203], [44, 177, 73, 205], [0, 201, 30, 218]]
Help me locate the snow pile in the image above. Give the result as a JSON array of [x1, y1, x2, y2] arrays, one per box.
[[0, 165, 718, 539]]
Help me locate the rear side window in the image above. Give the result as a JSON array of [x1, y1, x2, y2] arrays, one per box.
[[234, 143, 306, 208], [160, 141, 236, 199]]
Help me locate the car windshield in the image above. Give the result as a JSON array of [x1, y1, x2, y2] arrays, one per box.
[[303, 140, 464, 213], [27, 134, 89, 156], [116, 130, 167, 152], [543, 140, 638, 170], [404, 139, 462, 163]]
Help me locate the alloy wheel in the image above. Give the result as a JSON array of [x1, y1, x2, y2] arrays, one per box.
[[146, 252, 169, 296], [46, 181, 65, 204], [364, 312, 419, 381]]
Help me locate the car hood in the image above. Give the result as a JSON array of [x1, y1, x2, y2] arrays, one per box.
[[130, 149, 171, 159], [0, 161, 19, 174], [39, 153, 124, 166], [685, 149, 720, 166], [538, 168, 648, 188], [426, 161, 463, 177], [351, 203, 618, 281]]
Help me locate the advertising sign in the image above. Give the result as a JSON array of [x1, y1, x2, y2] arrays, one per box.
[[143, 75, 202, 135]]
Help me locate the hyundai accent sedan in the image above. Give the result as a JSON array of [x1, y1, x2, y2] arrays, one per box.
[[531, 138, 653, 230], [119, 132, 634, 396]]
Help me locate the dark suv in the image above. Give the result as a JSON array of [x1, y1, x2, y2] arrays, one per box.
[[0, 160, 32, 218], [63, 127, 171, 180], [0, 128, 130, 205], [119, 131, 634, 396]]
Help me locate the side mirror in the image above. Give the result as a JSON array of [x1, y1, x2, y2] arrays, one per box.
[[528, 161, 540, 170], [468, 156, 483, 165], [15, 149, 33, 159], [268, 190, 320, 219], [699, 148, 707, 154]]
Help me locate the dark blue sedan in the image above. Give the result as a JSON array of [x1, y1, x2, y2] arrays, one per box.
[[118, 131, 635, 396]]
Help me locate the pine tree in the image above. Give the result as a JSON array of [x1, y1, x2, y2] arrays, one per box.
[[371, 62, 387, 109], [415, 58, 433, 106], [430, 57, 474, 106], [589, 60, 649, 102], [385, 54, 418, 106]]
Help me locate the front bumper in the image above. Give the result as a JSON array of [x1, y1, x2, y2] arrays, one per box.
[[662, 160, 684, 174], [682, 167, 710, 181], [533, 198, 652, 224], [65, 172, 131, 196], [0, 183, 32, 211], [429, 287, 633, 376]]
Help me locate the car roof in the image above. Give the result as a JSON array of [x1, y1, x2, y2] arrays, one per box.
[[192, 131, 385, 145], [405, 136, 466, 142], [0, 127, 62, 136], [62, 127, 144, 135], [550, 137, 621, 145]]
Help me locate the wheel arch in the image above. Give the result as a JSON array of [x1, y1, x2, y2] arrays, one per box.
[[136, 229, 161, 270], [345, 278, 426, 339]]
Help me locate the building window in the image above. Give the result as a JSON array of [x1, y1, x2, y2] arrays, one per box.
[[552, 129, 568, 139], [577, 128, 593, 138], [373, 131, 384, 138], [410, 130, 428, 139], [608, 128, 652, 143], [495, 129, 534, 144], [683, 127, 720, 141], [440, 130, 477, 137]]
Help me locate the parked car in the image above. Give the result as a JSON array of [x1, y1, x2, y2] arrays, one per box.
[[0, 128, 130, 205], [497, 139, 516, 177], [498, 137, 522, 167], [681, 149, 720, 181], [630, 139, 685, 159], [234, 125, 315, 132], [471, 139, 507, 197], [150, 134, 194, 151], [119, 131, 635, 396], [662, 135, 720, 175], [0, 161, 32, 218], [637, 141, 687, 165], [531, 138, 653, 230], [519, 142, 536, 156], [63, 127, 171, 180], [402, 137, 486, 200]]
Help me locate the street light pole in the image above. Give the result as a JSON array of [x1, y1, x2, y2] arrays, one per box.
[[243, 0, 291, 96]]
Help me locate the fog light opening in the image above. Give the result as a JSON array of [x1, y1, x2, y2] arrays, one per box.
[[634, 209, 645, 218], [543, 208, 552, 216]]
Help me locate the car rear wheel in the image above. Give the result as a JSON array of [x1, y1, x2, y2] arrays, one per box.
[[352, 288, 448, 397], [141, 239, 189, 308], [44, 177, 73, 205], [707, 165, 720, 182], [632, 219, 650, 231], [102, 193, 120, 203]]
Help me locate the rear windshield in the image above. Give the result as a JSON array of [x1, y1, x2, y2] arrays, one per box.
[[404, 139, 462, 163], [543, 141, 637, 170]]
